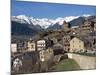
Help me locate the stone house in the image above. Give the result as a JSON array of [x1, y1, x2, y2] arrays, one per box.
[[79, 20, 96, 32], [53, 43, 64, 55], [85, 35, 96, 51], [63, 35, 71, 52], [70, 37, 92, 52], [17, 41, 27, 52], [37, 39, 53, 51], [27, 39, 36, 52], [39, 48, 54, 62], [37, 40, 46, 51]]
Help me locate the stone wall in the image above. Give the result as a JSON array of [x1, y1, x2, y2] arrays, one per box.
[[68, 53, 96, 70]]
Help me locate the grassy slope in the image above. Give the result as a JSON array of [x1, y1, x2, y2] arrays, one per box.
[[50, 59, 80, 71]]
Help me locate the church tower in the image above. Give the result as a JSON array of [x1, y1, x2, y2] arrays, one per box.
[[62, 21, 71, 32]]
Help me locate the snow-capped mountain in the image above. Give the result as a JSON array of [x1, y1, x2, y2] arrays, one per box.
[[11, 15, 95, 36], [11, 15, 81, 29], [11, 14, 93, 29]]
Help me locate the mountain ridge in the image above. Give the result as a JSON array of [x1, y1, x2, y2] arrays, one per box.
[[11, 15, 95, 36], [12, 15, 89, 29]]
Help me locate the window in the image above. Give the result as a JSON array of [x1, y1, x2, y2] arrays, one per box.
[[31, 45, 34, 48]]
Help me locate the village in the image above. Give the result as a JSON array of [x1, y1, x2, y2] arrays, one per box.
[[11, 18, 96, 74]]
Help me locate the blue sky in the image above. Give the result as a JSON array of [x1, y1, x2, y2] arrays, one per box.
[[11, 0, 96, 19]]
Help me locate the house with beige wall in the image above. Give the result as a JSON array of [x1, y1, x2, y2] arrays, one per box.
[[70, 37, 86, 52], [27, 39, 36, 52]]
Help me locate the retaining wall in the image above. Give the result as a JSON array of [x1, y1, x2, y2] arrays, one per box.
[[68, 53, 96, 70]]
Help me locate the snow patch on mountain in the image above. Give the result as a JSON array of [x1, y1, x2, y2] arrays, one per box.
[[11, 14, 91, 29], [82, 14, 91, 17]]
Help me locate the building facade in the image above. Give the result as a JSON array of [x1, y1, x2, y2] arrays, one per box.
[[27, 39, 36, 52], [53, 43, 64, 55], [70, 37, 85, 52], [39, 48, 54, 62], [63, 35, 70, 52], [11, 43, 17, 53], [37, 40, 46, 51], [17, 41, 27, 52], [79, 20, 95, 32]]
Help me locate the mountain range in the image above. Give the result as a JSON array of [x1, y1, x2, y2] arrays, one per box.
[[11, 15, 95, 36]]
